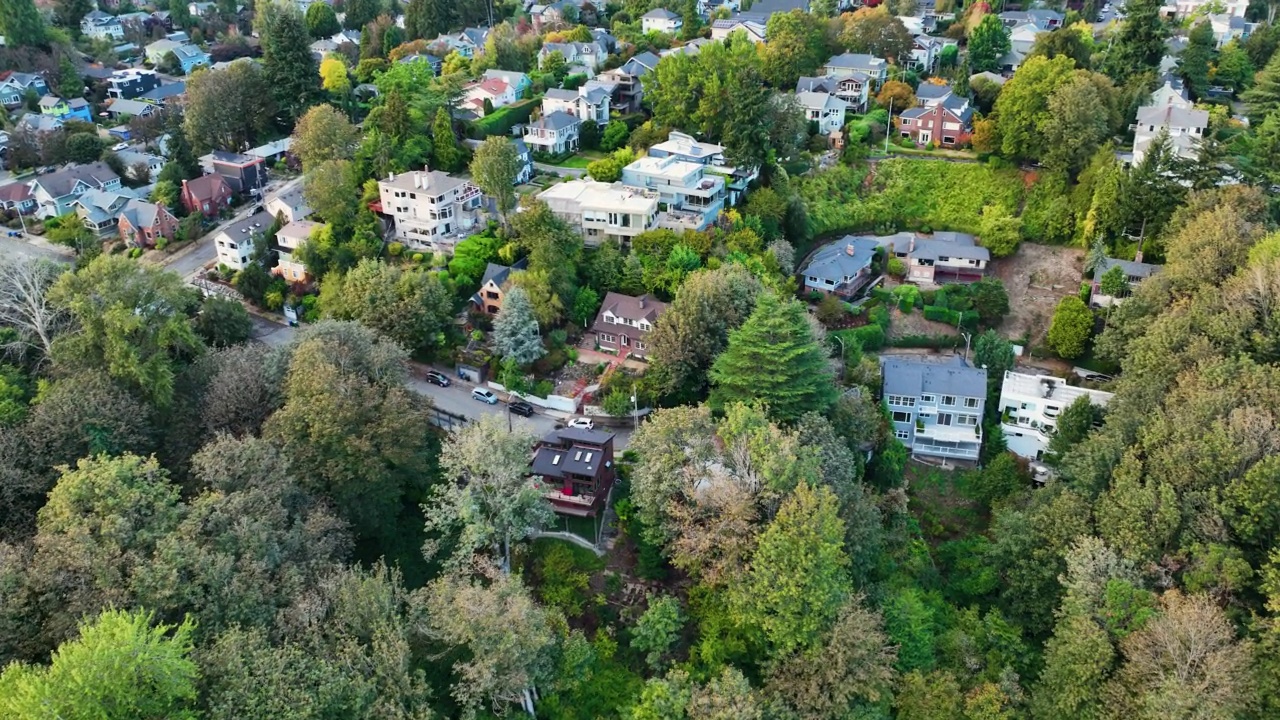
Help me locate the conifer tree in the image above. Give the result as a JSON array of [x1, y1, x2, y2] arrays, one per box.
[[431, 107, 464, 172], [492, 286, 545, 365], [1243, 52, 1280, 124], [260, 1, 320, 123], [1102, 0, 1167, 83], [0, 0, 46, 48]]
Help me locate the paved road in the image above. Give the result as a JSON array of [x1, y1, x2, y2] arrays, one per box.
[[0, 233, 74, 263], [249, 316, 634, 447]]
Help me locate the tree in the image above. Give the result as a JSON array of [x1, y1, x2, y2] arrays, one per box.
[[710, 294, 837, 423], [1102, 0, 1167, 82], [969, 278, 1010, 327], [601, 120, 630, 151], [421, 571, 559, 717], [1047, 394, 1103, 458], [1042, 74, 1112, 176], [303, 158, 359, 228], [193, 295, 252, 347], [0, 609, 198, 718], [0, 0, 45, 48], [968, 14, 1012, 73], [319, 56, 352, 106], [183, 62, 275, 154], [429, 106, 464, 172], [972, 329, 1014, 409], [628, 405, 719, 548], [877, 80, 916, 110], [1030, 26, 1094, 68], [736, 481, 850, 657], [1179, 20, 1215, 98], [304, 1, 340, 38], [492, 286, 546, 365], [977, 205, 1022, 258], [259, 0, 320, 122], [839, 7, 915, 66], [993, 54, 1077, 160], [318, 259, 451, 352], [1031, 611, 1117, 720], [65, 132, 103, 164], [48, 255, 202, 408], [404, 0, 449, 40], [1047, 295, 1093, 358], [470, 137, 520, 227], [422, 415, 554, 573], [292, 103, 358, 171], [632, 595, 685, 668], [0, 257, 69, 362], [649, 265, 763, 402], [1098, 263, 1128, 298], [54, 0, 92, 36], [761, 10, 829, 89], [1243, 52, 1280, 124]]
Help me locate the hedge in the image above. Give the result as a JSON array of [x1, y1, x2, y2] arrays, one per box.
[[470, 97, 540, 138], [848, 324, 886, 351], [888, 334, 964, 349], [922, 305, 980, 328]]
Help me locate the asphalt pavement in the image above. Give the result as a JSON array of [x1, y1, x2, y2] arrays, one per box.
[[0, 232, 73, 263]]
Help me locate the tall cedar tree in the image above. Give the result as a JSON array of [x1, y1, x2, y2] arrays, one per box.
[[430, 106, 464, 171], [1102, 0, 1167, 83], [1179, 20, 1215, 99], [709, 293, 838, 423], [491, 286, 546, 365], [1243, 52, 1280, 124], [304, 2, 341, 38], [405, 0, 450, 40], [0, 0, 45, 48], [260, 1, 320, 124]]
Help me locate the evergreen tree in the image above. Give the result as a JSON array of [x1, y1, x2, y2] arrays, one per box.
[[430, 107, 464, 172], [54, 0, 93, 37], [1178, 20, 1215, 99], [0, 0, 46, 48], [1243, 52, 1280, 124], [492, 286, 546, 365], [709, 293, 838, 424], [343, 0, 380, 30], [405, 0, 449, 40], [1102, 0, 1167, 83], [260, 1, 320, 123], [469, 137, 520, 228], [304, 1, 340, 38]]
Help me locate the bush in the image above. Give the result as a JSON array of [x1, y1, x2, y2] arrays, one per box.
[[887, 257, 907, 277], [388, 241, 404, 256], [533, 540, 602, 617], [868, 304, 891, 328], [848, 324, 886, 350], [532, 378, 555, 398], [412, 252, 424, 263], [892, 284, 921, 312], [1079, 281, 1092, 304], [870, 286, 894, 303], [470, 97, 540, 137], [1047, 296, 1093, 359], [603, 388, 631, 416], [889, 334, 964, 349], [900, 137, 915, 148], [922, 305, 979, 328]]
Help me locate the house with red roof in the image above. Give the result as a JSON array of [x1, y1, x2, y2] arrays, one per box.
[[181, 174, 233, 218], [458, 77, 517, 117]]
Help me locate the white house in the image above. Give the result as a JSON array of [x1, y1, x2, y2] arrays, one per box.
[[214, 210, 275, 271], [537, 179, 659, 247], [459, 77, 518, 117], [542, 83, 611, 125], [647, 131, 756, 206], [1131, 103, 1209, 164], [1162, 0, 1247, 18], [797, 74, 870, 113], [539, 41, 606, 72], [81, 10, 124, 40], [265, 186, 312, 224], [797, 91, 849, 134], [621, 155, 726, 231], [998, 372, 1113, 462], [710, 18, 767, 43], [824, 53, 888, 89], [522, 111, 582, 155], [378, 168, 485, 254], [642, 8, 683, 34], [882, 355, 987, 462]]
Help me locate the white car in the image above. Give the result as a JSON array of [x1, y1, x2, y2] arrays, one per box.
[[566, 417, 594, 430], [471, 388, 498, 404], [111, 142, 129, 151]]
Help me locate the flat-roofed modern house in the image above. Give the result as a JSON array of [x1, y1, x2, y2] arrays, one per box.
[[377, 167, 485, 254], [621, 155, 726, 231], [999, 371, 1114, 462], [533, 427, 617, 517], [881, 355, 986, 462], [799, 235, 882, 298], [537, 179, 659, 247]]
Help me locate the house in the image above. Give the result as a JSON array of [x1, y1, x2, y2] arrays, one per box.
[[1162, 0, 1247, 17], [710, 17, 767, 43], [1131, 103, 1209, 164], [999, 371, 1113, 462], [115, 149, 166, 182], [642, 8, 683, 34], [522, 111, 582, 155], [470, 258, 528, 314], [459, 77, 517, 117], [432, 27, 489, 59], [1149, 74, 1192, 108], [214, 210, 275, 270], [309, 38, 339, 59], [529, 0, 593, 31], [0, 182, 36, 215], [145, 40, 210, 74], [513, 138, 533, 184], [621, 155, 727, 232], [331, 29, 362, 47], [0, 72, 49, 108], [591, 28, 618, 54], [206, 151, 267, 195], [248, 138, 292, 167], [539, 42, 606, 72], [81, 10, 125, 40], [264, 186, 311, 224], [998, 9, 1063, 31], [648, 131, 756, 206], [797, 91, 849, 134], [898, 231, 989, 284], [117, 197, 179, 248], [398, 52, 444, 75], [139, 81, 186, 105], [824, 53, 888, 89], [1090, 256, 1160, 307], [28, 162, 122, 218], [377, 168, 485, 254], [1208, 13, 1255, 48], [537, 179, 659, 247], [897, 94, 973, 147], [542, 82, 611, 125], [107, 69, 162, 100], [968, 70, 1007, 88], [797, 74, 870, 113], [911, 35, 948, 73], [534, 427, 617, 517], [998, 24, 1040, 74], [273, 219, 323, 283], [881, 355, 987, 462], [591, 292, 667, 359], [915, 82, 955, 106], [106, 98, 159, 120], [72, 188, 137, 237], [38, 96, 92, 123], [181, 175, 233, 218], [597, 51, 659, 114], [799, 235, 882, 298], [16, 113, 65, 135], [482, 69, 532, 98]]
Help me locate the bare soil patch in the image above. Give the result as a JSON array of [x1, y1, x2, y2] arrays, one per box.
[[991, 242, 1085, 346]]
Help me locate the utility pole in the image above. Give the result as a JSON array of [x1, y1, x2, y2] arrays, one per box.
[[630, 383, 638, 431], [831, 334, 847, 381], [884, 96, 893, 155]]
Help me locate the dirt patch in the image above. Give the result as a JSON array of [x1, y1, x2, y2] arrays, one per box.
[[888, 305, 959, 339], [991, 242, 1084, 346]]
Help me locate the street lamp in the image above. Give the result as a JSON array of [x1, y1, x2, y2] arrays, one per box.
[[630, 383, 638, 431]]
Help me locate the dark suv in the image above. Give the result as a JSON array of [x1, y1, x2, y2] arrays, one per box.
[[508, 400, 535, 417], [424, 370, 451, 387]]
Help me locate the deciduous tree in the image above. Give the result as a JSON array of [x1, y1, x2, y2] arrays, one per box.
[[1047, 295, 1093, 359], [183, 62, 276, 154], [318, 258, 452, 352], [0, 257, 68, 362], [469, 137, 520, 227], [839, 7, 915, 66], [968, 14, 1012, 73], [0, 0, 45, 48]]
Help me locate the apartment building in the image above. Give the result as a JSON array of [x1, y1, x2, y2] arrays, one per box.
[[537, 179, 659, 247], [378, 168, 485, 254], [621, 155, 726, 232], [999, 371, 1113, 462], [881, 356, 986, 462]]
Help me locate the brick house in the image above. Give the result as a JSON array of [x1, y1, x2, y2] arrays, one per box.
[[590, 292, 667, 359], [118, 199, 178, 248], [897, 95, 974, 147], [470, 259, 528, 315], [533, 427, 617, 517], [181, 175, 233, 218]]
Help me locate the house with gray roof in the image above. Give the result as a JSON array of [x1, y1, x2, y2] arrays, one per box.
[[539, 41, 606, 72], [642, 8, 683, 34], [710, 17, 767, 42], [106, 98, 159, 120], [598, 51, 660, 113], [800, 235, 882, 297], [543, 82, 611, 124], [905, 231, 989, 284], [881, 355, 987, 462], [998, 9, 1063, 30], [591, 292, 667, 359], [824, 53, 888, 88], [1090, 256, 1161, 307], [0, 72, 49, 108], [471, 258, 529, 314], [797, 73, 870, 111], [1131, 103, 1209, 164], [522, 111, 582, 155], [29, 162, 122, 218], [534, 426, 617, 517], [797, 91, 849, 134]]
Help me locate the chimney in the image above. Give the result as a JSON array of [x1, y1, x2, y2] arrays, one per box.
[[845, 243, 855, 256], [388, 172, 395, 182], [1133, 250, 1144, 263], [638, 296, 646, 308], [413, 172, 421, 189]]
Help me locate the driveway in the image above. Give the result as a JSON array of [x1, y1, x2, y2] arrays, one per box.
[[533, 162, 587, 178]]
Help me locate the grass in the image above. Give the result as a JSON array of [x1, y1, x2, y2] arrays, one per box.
[[549, 155, 592, 169], [905, 463, 986, 543]]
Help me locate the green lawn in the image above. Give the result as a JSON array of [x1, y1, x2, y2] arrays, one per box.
[[557, 155, 592, 168]]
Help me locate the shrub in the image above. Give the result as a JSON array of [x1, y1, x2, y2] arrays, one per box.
[[387, 241, 404, 256], [155, 237, 168, 251], [900, 137, 915, 148], [889, 334, 964, 349], [871, 286, 894, 303], [1047, 296, 1093, 359], [603, 388, 631, 416], [412, 252, 424, 263], [816, 293, 847, 326], [1079, 281, 1092, 304], [533, 378, 555, 398], [869, 304, 891, 328], [533, 541, 599, 617], [849, 324, 886, 350]]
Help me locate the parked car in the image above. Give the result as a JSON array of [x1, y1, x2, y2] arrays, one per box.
[[471, 388, 498, 404], [424, 370, 450, 387], [508, 400, 535, 417], [566, 417, 594, 430]]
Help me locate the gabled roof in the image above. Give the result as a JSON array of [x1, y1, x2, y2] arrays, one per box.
[[1135, 103, 1209, 129], [825, 52, 887, 71], [596, 292, 667, 324], [796, 91, 849, 111], [0, 183, 33, 204], [118, 198, 169, 229], [912, 232, 988, 262], [915, 83, 952, 102], [108, 98, 156, 116], [619, 51, 661, 75], [1097, 256, 1160, 280], [184, 173, 231, 201], [643, 7, 680, 19], [881, 355, 987, 399], [530, 110, 582, 131], [796, 76, 838, 94], [483, 69, 530, 86], [32, 162, 120, 198], [480, 257, 528, 288], [802, 235, 879, 283]]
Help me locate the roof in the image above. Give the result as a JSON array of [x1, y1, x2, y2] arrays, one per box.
[[380, 168, 472, 196], [1000, 371, 1113, 407], [0, 182, 33, 203], [141, 82, 186, 101], [1135, 103, 1209, 129], [32, 162, 119, 198], [544, 88, 577, 102], [912, 232, 988, 262], [37, 95, 61, 108], [796, 91, 849, 111], [650, 131, 724, 160], [826, 53, 886, 70], [620, 51, 661, 75], [532, 436, 614, 478], [211, 150, 261, 166], [802, 236, 880, 283], [118, 198, 168, 229], [596, 292, 667, 324], [1097, 256, 1160, 280], [17, 114, 63, 133], [796, 76, 838, 94], [540, 426, 616, 446], [882, 355, 987, 399], [249, 138, 292, 159], [482, 69, 530, 86], [216, 210, 276, 242], [275, 219, 323, 244], [643, 7, 679, 19], [538, 179, 658, 214], [916, 83, 952, 101], [108, 98, 155, 116], [479, 257, 528, 287], [530, 110, 582, 131], [115, 149, 164, 168], [969, 71, 1007, 86], [184, 173, 231, 200]]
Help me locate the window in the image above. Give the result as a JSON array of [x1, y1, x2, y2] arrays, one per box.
[[963, 397, 979, 409], [887, 395, 916, 407], [942, 136, 955, 144], [937, 413, 953, 426], [891, 411, 912, 423], [920, 394, 936, 404], [895, 429, 910, 440], [941, 395, 956, 406], [958, 414, 978, 426]]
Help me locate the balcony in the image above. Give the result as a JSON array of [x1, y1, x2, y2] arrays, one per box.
[[544, 488, 599, 517], [916, 421, 982, 444], [912, 438, 981, 459]]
